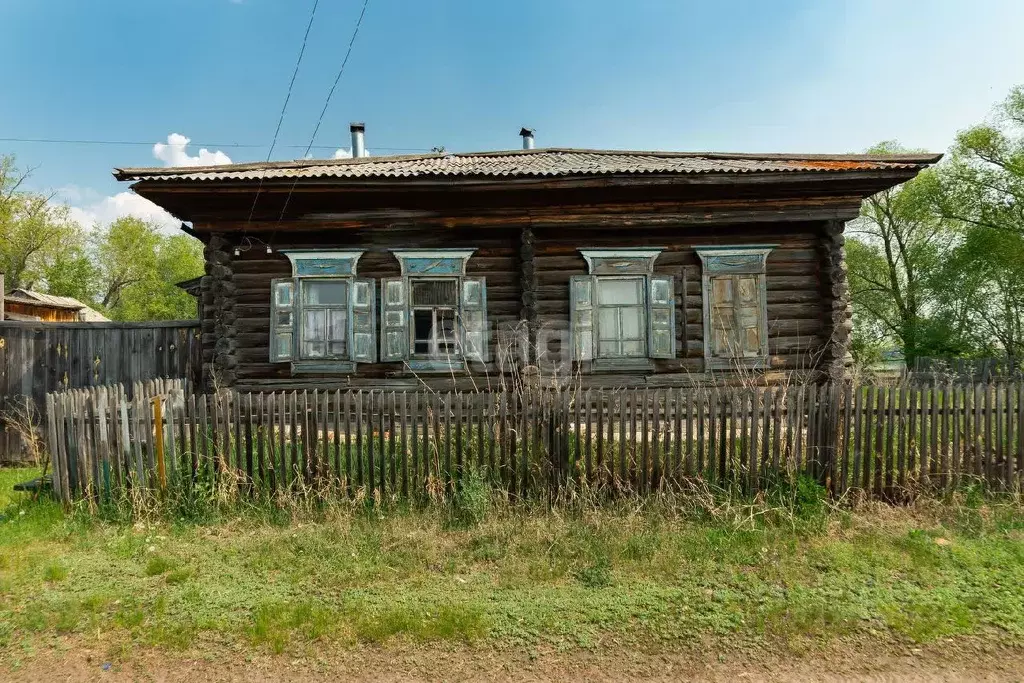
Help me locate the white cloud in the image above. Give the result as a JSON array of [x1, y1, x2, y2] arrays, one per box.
[[153, 133, 232, 167], [59, 185, 179, 233], [333, 147, 372, 159]]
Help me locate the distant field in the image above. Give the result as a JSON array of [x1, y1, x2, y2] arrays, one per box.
[[1, 465, 1023, 680]]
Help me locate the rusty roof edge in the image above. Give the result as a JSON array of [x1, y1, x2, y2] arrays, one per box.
[[112, 148, 943, 180]]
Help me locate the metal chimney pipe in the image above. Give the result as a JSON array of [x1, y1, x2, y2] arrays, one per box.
[[350, 122, 366, 158], [519, 127, 535, 150]]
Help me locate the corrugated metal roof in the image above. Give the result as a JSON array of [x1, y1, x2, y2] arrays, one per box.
[[114, 148, 942, 183]]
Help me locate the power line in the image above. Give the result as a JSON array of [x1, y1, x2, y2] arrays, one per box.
[[246, 0, 321, 225], [277, 0, 370, 223], [0, 137, 433, 152]]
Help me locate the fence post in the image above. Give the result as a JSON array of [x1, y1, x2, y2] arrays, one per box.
[[153, 395, 166, 490]]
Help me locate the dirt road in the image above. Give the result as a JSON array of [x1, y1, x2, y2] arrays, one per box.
[[6, 639, 1023, 682]]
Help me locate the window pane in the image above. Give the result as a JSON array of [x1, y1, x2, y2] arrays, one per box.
[[411, 279, 458, 306], [597, 278, 642, 305], [277, 311, 292, 328], [302, 309, 326, 358], [620, 307, 642, 339], [413, 309, 432, 354], [438, 309, 457, 353], [621, 340, 644, 357], [328, 309, 347, 356], [302, 280, 348, 306], [303, 309, 326, 341], [598, 341, 619, 357], [328, 309, 347, 341], [597, 308, 619, 340]]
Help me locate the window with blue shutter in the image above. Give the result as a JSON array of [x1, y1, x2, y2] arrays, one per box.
[[572, 249, 676, 365], [269, 250, 374, 373], [381, 250, 486, 372]]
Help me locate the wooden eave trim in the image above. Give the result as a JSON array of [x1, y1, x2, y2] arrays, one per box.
[[129, 169, 924, 194]]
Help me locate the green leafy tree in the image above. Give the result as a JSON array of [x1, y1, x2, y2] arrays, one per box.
[[0, 155, 89, 292], [92, 216, 202, 321], [846, 142, 953, 364]]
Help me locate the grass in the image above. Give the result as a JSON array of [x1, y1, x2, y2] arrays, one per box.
[[1, 464, 1023, 665]]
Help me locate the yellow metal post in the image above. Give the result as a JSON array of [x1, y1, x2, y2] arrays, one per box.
[[153, 395, 166, 490]]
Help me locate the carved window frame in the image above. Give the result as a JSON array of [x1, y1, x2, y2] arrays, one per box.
[[571, 248, 675, 370], [695, 246, 775, 371], [271, 250, 375, 374]]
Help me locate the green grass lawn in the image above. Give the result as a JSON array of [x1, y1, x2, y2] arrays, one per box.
[[1, 465, 1023, 666]]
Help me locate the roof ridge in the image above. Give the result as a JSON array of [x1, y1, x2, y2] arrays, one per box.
[[114, 148, 943, 179]]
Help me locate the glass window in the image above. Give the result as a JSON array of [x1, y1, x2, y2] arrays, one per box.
[[410, 278, 460, 360], [295, 279, 350, 360], [302, 280, 348, 306], [595, 277, 646, 358]]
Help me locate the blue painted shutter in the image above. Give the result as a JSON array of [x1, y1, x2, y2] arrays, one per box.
[[461, 277, 488, 362], [570, 275, 595, 361], [269, 278, 295, 362], [350, 278, 376, 363], [648, 275, 676, 359], [380, 277, 408, 362]]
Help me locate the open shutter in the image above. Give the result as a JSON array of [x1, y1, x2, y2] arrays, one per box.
[[648, 275, 675, 359], [380, 277, 409, 362], [350, 278, 376, 363], [269, 278, 295, 362], [461, 277, 488, 362], [569, 275, 595, 361], [734, 275, 764, 358]]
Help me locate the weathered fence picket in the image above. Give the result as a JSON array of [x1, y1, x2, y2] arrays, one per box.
[[44, 381, 1024, 505]]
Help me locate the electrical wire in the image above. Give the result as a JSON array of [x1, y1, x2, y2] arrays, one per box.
[[276, 0, 370, 224]]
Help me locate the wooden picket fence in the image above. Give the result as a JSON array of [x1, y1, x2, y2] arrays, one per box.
[[45, 382, 1024, 505]]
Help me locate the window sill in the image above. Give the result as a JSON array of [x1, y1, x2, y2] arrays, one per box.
[[291, 360, 356, 374], [406, 359, 466, 373], [591, 358, 656, 373]]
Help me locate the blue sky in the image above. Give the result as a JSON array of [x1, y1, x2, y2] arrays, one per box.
[[3, 0, 1024, 229]]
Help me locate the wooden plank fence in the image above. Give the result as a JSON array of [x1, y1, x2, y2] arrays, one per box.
[[0, 321, 200, 463], [45, 382, 1024, 505]]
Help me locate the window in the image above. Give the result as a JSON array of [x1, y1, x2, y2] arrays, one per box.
[[596, 278, 645, 358], [301, 280, 348, 358], [410, 279, 459, 359], [696, 246, 774, 369], [269, 251, 376, 370], [381, 250, 488, 371], [570, 249, 675, 365]]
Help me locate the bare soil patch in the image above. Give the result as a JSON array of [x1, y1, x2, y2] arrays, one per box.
[[7, 638, 1024, 682]]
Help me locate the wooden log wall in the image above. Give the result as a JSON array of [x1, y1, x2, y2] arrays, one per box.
[[530, 221, 830, 381], [207, 219, 844, 392], [0, 321, 200, 463], [224, 227, 522, 393]]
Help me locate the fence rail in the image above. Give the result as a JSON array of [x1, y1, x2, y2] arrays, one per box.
[[45, 382, 1024, 504]]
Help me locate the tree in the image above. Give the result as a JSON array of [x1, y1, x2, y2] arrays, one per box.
[[846, 142, 954, 365], [928, 85, 1024, 237], [91, 216, 202, 321], [0, 154, 89, 292], [91, 216, 161, 310]]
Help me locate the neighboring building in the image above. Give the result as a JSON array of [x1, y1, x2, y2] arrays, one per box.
[[3, 289, 109, 323], [114, 128, 939, 392]]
